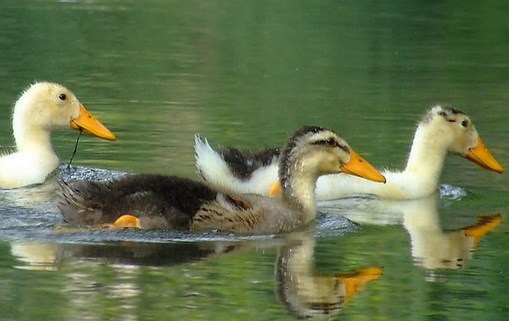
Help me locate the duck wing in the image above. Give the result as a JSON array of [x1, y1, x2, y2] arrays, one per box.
[[191, 192, 264, 233], [191, 192, 304, 235]]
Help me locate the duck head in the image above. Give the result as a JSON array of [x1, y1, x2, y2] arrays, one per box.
[[423, 105, 502, 173], [279, 126, 386, 191], [13, 82, 116, 141]]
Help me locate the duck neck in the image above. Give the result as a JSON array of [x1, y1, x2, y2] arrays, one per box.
[[279, 159, 318, 223], [13, 114, 55, 155], [404, 124, 447, 186]]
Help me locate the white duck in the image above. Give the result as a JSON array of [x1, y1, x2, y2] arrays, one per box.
[[0, 82, 116, 188], [195, 105, 503, 200]]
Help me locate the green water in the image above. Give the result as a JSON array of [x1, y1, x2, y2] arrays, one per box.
[[1, 0, 509, 320]]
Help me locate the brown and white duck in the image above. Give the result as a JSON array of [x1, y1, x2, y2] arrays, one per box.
[[57, 126, 385, 234]]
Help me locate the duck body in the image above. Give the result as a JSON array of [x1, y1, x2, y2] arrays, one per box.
[[58, 126, 385, 234], [59, 174, 316, 234], [195, 105, 503, 200], [0, 82, 116, 188], [0, 147, 60, 189], [59, 174, 216, 230]]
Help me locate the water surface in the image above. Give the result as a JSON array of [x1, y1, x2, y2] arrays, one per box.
[[1, 0, 509, 320]]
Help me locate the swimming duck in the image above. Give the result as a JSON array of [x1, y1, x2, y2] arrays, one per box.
[[195, 105, 503, 200], [57, 126, 386, 234], [0, 82, 116, 188]]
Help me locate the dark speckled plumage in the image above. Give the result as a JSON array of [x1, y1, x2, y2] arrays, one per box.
[[217, 146, 280, 181], [58, 174, 217, 229]]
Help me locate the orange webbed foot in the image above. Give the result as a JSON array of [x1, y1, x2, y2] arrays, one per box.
[[268, 181, 281, 196], [99, 214, 141, 229]]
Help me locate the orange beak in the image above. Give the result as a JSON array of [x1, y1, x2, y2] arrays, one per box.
[[340, 148, 386, 183], [70, 105, 116, 141], [464, 137, 503, 173]]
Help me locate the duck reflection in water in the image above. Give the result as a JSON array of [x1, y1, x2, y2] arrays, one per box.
[[10, 232, 381, 319], [275, 233, 382, 319], [319, 192, 501, 275], [10, 240, 230, 270]]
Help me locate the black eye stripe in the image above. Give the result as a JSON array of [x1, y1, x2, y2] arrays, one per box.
[[311, 139, 348, 152], [311, 139, 335, 146]]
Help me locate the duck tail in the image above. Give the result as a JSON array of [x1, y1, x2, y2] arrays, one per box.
[[194, 135, 232, 184], [57, 178, 106, 225]]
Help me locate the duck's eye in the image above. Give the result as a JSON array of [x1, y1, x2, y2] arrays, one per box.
[[58, 93, 67, 101], [461, 120, 469, 128]]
